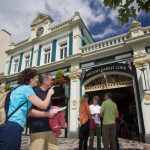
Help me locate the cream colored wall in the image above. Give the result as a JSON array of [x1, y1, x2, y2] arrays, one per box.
[[0, 30, 11, 74]]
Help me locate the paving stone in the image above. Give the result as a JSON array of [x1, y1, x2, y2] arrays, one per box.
[[21, 135, 150, 150]]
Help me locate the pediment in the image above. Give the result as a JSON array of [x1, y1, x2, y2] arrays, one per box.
[[31, 12, 54, 27]]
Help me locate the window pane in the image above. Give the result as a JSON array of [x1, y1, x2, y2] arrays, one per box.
[[44, 54, 47, 64], [60, 49, 63, 59], [64, 47, 67, 57]]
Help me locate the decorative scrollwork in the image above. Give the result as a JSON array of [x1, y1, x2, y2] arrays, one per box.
[[69, 67, 81, 80]]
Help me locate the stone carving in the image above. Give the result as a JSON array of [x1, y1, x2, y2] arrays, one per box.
[[71, 100, 77, 110], [69, 67, 81, 80], [144, 91, 150, 105], [134, 51, 147, 59], [134, 59, 150, 67]]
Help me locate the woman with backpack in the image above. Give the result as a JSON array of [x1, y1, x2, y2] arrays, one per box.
[[0, 68, 56, 150]]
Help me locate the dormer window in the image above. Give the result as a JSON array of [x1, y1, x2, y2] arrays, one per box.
[[44, 48, 51, 64], [60, 42, 67, 59], [25, 55, 30, 68], [14, 59, 19, 73]]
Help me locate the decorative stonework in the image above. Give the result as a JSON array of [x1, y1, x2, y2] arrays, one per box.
[[134, 51, 147, 59], [130, 20, 141, 30], [144, 91, 150, 105], [85, 74, 132, 92], [134, 59, 150, 67], [69, 67, 81, 80], [71, 100, 78, 110]]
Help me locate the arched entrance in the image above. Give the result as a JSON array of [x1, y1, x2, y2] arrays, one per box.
[[83, 72, 140, 140]]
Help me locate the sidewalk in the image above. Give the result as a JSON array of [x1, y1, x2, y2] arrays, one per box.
[[21, 135, 150, 150]]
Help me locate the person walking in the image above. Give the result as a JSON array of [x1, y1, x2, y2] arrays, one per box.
[[89, 96, 101, 150], [100, 92, 118, 150], [79, 94, 91, 150], [28, 73, 58, 150], [0, 68, 54, 150]]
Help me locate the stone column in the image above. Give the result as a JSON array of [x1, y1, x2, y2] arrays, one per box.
[[68, 64, 81, 138], [32, 43, 39, 67], [134, 50, 150, 143]]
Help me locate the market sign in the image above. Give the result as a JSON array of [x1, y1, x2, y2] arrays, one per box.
[[81, 60, 133, 82]]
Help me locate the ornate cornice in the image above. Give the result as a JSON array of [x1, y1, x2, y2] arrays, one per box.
[[134, 51, 147, 59], [69, 67, 81, 80], [144, 91, 150, 105], [134, 59, 150, 67]]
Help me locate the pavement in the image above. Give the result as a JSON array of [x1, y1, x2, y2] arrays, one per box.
[[21, 135, 150, 150]]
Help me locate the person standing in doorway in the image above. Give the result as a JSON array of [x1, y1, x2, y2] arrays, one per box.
[[28, 73, 58, 150], [89, 96, 101, 150], [79, 94, 91, 150], [100, 92, 118, 150]]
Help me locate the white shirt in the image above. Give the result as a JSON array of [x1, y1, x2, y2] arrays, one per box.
[[89, 104, 101, 124]]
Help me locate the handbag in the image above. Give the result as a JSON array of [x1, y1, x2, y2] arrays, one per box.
[[89, 118, 96, 130], [83, 102, 96, 130]]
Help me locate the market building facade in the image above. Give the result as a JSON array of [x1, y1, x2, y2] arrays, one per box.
[[0, 12, 150, 143]]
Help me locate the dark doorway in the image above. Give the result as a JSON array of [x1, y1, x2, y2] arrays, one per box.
[[86, 86, 140, 140]]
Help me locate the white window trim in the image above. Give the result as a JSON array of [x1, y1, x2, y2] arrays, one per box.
[[44, 48, 51, 64], [24, 54, 30, 68], [14, 59, 19, 73], [59, 41, 68, 60]]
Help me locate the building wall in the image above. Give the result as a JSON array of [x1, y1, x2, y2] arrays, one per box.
[[1, 13, 150, 142], [0, 30, 11, 74]]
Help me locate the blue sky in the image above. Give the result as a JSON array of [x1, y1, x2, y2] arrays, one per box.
[[0, 0, 150, 43]]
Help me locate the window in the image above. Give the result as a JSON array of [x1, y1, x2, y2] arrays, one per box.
[[60, 42, 67, 59], [44, 48, 51, 64], [14, 59, 19, 73], [25, 55, 30, 68]]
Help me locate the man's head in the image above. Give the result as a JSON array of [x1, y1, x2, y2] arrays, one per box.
[[39, 73, 53, 88], [104, 92, 112, 100], [93, 96, 99, 105]]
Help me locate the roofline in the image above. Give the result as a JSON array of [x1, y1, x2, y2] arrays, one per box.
[[1, 29, 11, 35]]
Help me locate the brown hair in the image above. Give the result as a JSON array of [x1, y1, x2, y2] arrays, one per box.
[[80, 94, 89, 104], [93, 96, 99, 101], [105, 92, 112, 99], [18, 68, 37, 85]]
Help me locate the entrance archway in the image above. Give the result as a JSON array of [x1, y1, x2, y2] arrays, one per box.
[[83, 72, 140, 140]]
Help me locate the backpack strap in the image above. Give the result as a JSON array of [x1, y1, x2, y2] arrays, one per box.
[[6, 100, 28, 121], [5, 85, 28, 121]]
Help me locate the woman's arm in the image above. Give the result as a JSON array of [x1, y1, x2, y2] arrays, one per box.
[[28, 87, 54, 109], [28, 109, 49, 117], [28, 108, 57, 118]]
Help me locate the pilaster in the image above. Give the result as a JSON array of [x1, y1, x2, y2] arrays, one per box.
[[133, 46, 150, 143], [32, 44, 39, 67], [72, 26, 82, 54], [68, 63, 81, 138]]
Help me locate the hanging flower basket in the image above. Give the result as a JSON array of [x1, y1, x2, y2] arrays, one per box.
[[52, 70, 68, 86]]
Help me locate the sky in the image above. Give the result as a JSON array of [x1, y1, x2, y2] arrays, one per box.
[[0, 0, 150, 43]]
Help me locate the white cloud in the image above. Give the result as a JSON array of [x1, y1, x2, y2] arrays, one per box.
[[0, 0, 107, 42], [93, 28, 116, 39]]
